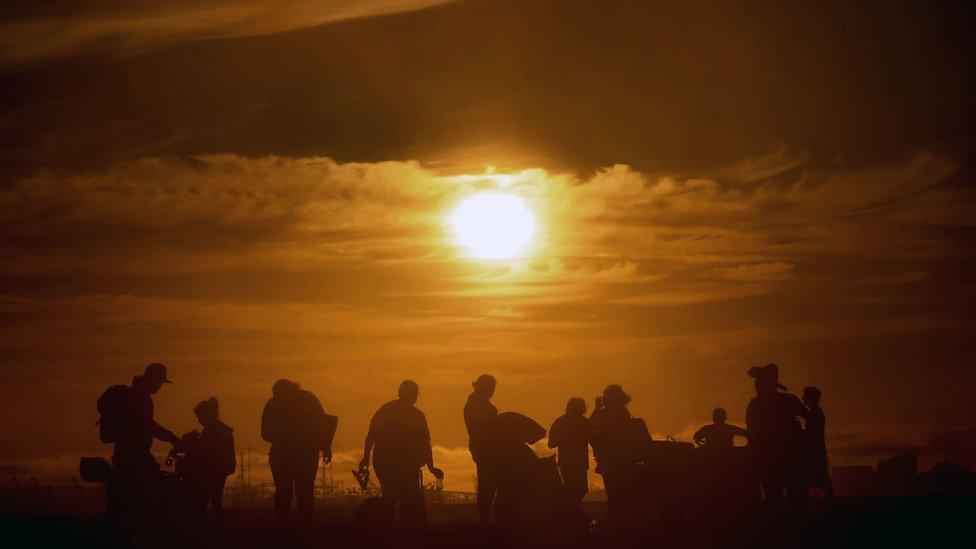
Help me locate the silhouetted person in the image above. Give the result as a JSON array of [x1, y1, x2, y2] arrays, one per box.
[[590, 384, 642, 520], [97, 363, 180, 532], [360, 380, 444, 532], [464, 374, 499, 526], [801, 386, 834, 499], [261, 379, 333, 529], [745, 364, 808, 504], [191, 397, 235, 525], [694, 408, 747, 451], [548, 397, 590, 513]]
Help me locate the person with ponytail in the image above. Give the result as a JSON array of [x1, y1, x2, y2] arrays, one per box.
[[193, 396, 236, 525]]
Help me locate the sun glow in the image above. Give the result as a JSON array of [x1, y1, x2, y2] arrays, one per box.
[[449, 192, 537, 260]]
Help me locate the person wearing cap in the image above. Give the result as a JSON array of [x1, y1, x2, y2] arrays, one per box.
[[745, 364, 809, 504], [359, 380, 443, 532], [104, 363, 181, 532], [115, 363, 181, 471]]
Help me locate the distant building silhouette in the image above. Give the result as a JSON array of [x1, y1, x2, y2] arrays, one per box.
[[831, 465, 881, 498], [878, 453, 918, 496]]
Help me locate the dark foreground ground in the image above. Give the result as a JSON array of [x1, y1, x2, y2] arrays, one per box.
[[2, 496, 974, 548]]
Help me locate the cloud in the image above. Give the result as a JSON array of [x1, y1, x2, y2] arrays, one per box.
[[0, 149, 973, 479], [0, 1, 455, 62], [829, 428, 976, 468], [0, 150, 969, 305], [717, 262, 794, 282]]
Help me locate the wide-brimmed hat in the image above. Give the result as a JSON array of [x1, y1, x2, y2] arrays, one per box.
[[747, 363, 786, 391]]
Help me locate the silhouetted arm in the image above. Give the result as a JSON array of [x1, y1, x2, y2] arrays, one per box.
[[547, 419, 561, 449], [745, 400, 758, 445], [261, 400, 274, 444], [421, 412, 443, 479], [225, 431, 237, 476], [360, 409, 378, 468], [729, 424, 748, 437], [794, 396, 812, 421], [306, 393, 332, 462], [693, 426, 707, 445], [152, 422, 180, 446], [421, 413, 433, 468]]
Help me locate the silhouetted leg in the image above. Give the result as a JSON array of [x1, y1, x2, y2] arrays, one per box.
[[399, 470, 427, 533], [759, 469, 784, 505], [211, 476, 226, 526], [602, 471, 625, 519], [269, 453, 294, 527], [112, 449, 161, 537], [814, 456, 835, 499], [475, 463, 497, 525], [294, 452, 319, 527], [560, 464, 587, 516], [823, 475, 835, 499], [373, 461, 399, 529], [784, 453, 808, 505]]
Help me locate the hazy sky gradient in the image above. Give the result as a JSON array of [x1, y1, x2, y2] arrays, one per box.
[[0, 0, 973, 489]]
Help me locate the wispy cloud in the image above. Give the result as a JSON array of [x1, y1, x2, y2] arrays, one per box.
[[0, 0, 455, 62]]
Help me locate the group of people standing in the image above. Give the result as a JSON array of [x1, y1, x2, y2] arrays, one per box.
[[466, 364, 833, 525], [96, 364, 237, 532], [96, 361, 833, 535]]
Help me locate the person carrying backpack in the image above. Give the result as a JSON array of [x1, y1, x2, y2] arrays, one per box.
[[97, 363, 181, 531], [261, 379, 336, 530]]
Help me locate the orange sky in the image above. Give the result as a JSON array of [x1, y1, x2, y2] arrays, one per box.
[[0, 1, 974, 489]]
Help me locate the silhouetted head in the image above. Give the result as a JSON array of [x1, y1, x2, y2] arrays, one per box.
[[748, 364, 787, 396], [398, 380, 419, 405], [566, 397, 587, 417], [803, 386, 822, 406], [472, 374, 497, 398], [602, 385, 631, 408], [194, 396, 219, 426], [713, 407, 727, 424], [272, 379, 299, 398], [139, 363, 171, 394]]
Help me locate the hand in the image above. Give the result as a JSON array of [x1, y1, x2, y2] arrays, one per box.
[[428, 466, 444, 480], [359, 456, 370, 470], [322, 449, 332, 464]]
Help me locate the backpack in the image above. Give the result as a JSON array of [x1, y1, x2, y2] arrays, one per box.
[[96, 385, 130, 444]]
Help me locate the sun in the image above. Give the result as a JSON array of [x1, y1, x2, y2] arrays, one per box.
[[449, 192, 537, 260]]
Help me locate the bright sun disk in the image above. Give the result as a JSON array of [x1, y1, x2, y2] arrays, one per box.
[[449, 192, 536, 260]]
